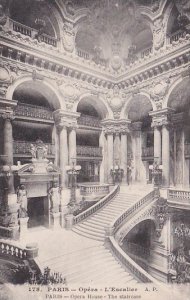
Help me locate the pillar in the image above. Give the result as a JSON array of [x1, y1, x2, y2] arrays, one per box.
[[154, 126, 162, 164], [69, 127, 77, 164], [59, 125, 68, 188], [3, 116, 14, 194], [132, 122, 143, 182], [120, 132, 128, 183], [107, 133, 114, 184], [162, 124, 170, 187], [99, 130, 106, 183], [114, 133, 120, 163]]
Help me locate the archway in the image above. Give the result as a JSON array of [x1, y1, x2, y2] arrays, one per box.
[[167, 77, 190, 188], [121, 219, 156, 270], [76, 96, 108, 183], [8, 79, 62, 166], [124, 94, 153, 184]]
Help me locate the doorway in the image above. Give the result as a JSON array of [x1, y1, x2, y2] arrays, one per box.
[[27, 196, 49, 228]]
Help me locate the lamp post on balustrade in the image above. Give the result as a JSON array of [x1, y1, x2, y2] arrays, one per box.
[[110, 161, 124, 185], [149, 157, 163, 187], [66, 159, 81, 211]]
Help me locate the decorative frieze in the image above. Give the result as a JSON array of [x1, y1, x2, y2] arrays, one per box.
[[102, 119, 131, 135]]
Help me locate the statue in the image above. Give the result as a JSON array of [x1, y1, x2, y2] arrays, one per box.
[[30, 139, 48, 160], [16, 185, 28, 218], [48, 183, 61, 213], [0, 3, 8, 26]]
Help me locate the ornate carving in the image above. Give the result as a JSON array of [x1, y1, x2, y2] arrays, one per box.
[[106, 85, 126, 119], [62, 22, 75, 53], [0, 3, 8, 26], [153, 198, 168, 237], [48, 183, 61, 213], [16, 185, 28, 218], [153, 17, 165, 50], [30, 139, 48, 160], [174, 0, 190, 22], [150, 78, 170, 102]]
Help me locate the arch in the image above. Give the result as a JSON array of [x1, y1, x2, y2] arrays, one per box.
[[6, 76, 65, 110], [163, 76, 190, 109], [120, 92, 155, 120], [73, 93, 113, 119]]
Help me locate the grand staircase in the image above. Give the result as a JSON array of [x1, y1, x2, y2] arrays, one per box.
[[28, 186, 152, 284], [72, 190, 142, 242]]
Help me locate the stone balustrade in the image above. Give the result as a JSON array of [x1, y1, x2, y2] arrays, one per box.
[[73, 185, 120, 224], [13, 141, 55, 156], [76, 146, 102, 158], [168, 189, 190, 207], [80, 184, 109, 196], [0, 240, 38, 260], [168, 30, 187, 44], [140, 46, 153, 58], [111, 190, 157, 233], [77, 49, 90, 60], [108, 237, 158, 283], [78, 114, 101, 128], [142, 146, 154, 158], [15, 103, 53, 121]]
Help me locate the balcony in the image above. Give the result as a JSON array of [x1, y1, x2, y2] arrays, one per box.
[[77, 146, 102, 159], [10, 19, 57, 47], [168, 30, 187, 44], [13, 141, 55, 158], [15, 103, 53, 123], [142, 147, 154, 160], [78, 115, 102, 129], [168, 189, 190, 210]]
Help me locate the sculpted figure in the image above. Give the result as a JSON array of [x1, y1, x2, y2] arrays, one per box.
[[49, 183, 61, 213], [17, 185, 28, 218]]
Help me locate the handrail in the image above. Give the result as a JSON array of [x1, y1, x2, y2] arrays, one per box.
[[168, 189, 190, 202], [108, 237, 159, 283], [110, 189, 158, 233], [73, 185, 120, 225]]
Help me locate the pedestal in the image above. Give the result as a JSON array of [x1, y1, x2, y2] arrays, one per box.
[[51, 212, 61, 229], [65, 214, 74, 230], [19, 217, 29, 239]]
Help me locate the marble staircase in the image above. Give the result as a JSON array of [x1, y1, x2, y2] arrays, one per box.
[[72, 188, 145, 242]]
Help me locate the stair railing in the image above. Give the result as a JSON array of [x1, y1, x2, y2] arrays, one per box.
[[108, 236, 159, 283], [73, 185, 120, 225], [110, 189, 158, 234], [0, 240, 38, 260]]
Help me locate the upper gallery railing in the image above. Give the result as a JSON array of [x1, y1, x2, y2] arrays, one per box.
[[13, 141, 55, 156], [78, 114, 102, 128], [73, 185, 120, 224], [168, 30, 187, 44], [15, 103, 53, 121], [142, 146, 154, 158], [10, 19, 57, 47], [77, 146, 102, 158]]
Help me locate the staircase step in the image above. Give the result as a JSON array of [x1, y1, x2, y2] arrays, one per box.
[[72, 228, 105, 241], [77, 223, 105, 234]]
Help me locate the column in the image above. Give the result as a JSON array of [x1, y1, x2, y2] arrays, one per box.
[[99, 130, 106, 183], [59, 125, 68, 188], [107, 133, 114, 184], [114, 133, 120, 163], [132, 122, 143, 182], [69, 126, 77, 164], [120, 132, 128, 183], [162, 124, 170, 187], [3, 116, 14, 194], [154, 126, 162, 164]]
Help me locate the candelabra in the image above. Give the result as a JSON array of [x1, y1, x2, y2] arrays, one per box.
[[149, 158, 163, 187], [66, 159, 81, 209], [110, 162, 123, 184]]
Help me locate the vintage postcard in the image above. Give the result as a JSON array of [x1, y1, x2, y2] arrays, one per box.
[[0, 0, 190, 299]]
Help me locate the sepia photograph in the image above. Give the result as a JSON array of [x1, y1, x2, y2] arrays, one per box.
[[0, 0, 190, 299]]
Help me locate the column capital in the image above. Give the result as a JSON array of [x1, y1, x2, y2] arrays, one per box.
[[53, 109, 80, 130], [0, 98, 17, 120], [149, 108, 174, 128], [101, 119, 131, 135]]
